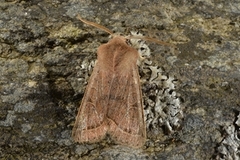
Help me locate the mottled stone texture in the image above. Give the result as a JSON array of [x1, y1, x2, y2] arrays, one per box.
[[0, 0, 239, 159]]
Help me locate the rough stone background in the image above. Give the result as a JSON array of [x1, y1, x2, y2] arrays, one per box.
[[0, 0, 240, 159]]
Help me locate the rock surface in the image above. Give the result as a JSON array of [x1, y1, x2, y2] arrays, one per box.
[[0, 0, 239, 159]]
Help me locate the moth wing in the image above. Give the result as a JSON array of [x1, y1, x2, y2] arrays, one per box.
[[107, 65, 146, 148], [72, 63, 109, 143]]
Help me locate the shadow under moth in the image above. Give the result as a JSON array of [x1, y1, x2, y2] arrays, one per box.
[[72, 15, 173, 148]]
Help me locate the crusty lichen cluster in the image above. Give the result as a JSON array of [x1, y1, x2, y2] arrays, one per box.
[[216, 113, 240, 160], [129, 31, 183, 134]]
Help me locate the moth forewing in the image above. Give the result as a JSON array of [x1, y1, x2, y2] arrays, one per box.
[[111, 64, 145, 147], [72, 64, 108, 143], [105, 40, 146, 148]]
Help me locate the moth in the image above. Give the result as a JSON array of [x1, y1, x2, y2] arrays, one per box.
[[72, 15, 173, 148]]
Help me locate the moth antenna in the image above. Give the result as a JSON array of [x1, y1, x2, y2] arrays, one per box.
[[77, 15, 114, 35], [126, 35, 176, 48]]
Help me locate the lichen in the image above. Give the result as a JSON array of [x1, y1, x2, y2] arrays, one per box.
[[216, 113, 240, 160], [129, 32, 183, 134]]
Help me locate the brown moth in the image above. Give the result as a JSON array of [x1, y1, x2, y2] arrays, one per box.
[[72, 15, 173, 148]]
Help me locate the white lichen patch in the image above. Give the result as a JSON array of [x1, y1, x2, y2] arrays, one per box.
[[129, 31, 183, 134], [68, 57, 95, 94], [0, 111, 16, 126], [143, 67, 183, 133], [14, 100, 36, 113], [216, 114, 240, 160], [57, 130, 72, 146], [236, 114, 240, 126], [21, 123, 32, 133], [0, 100, 36, 127], [129, 31, 151, 58]]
